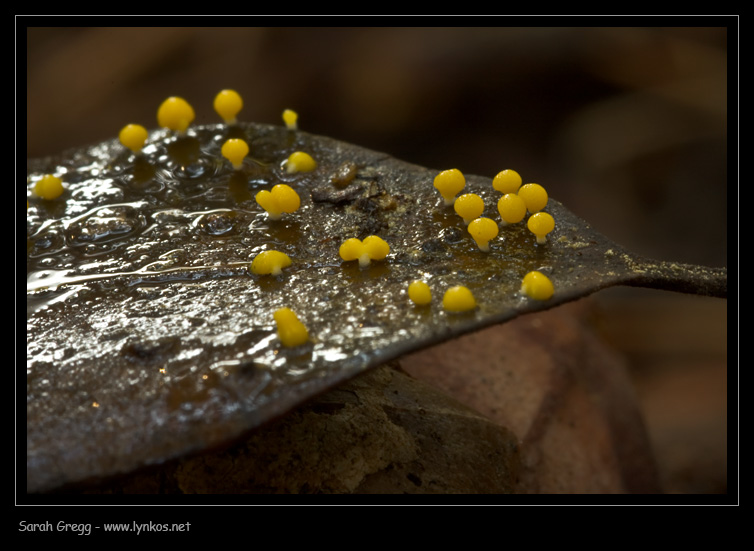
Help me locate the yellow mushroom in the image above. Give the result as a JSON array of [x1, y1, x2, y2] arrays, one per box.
[[492, 169, 522, 194], [255, 184, 301, 220], [453, 193, 485, 225], [250, 250, 292, 276], [433, 169, 465, 206], [408, 280, 432, 306], [527, 211, 555, 244], [520, 271, 554, 300], [118, 124, 148, 154], [213, 89, 243, 124], [221, 138, 249, 170], [282, 109, 298, 130], [157, 96, 195, 133], [273, 307, 309, 348], [339, 235, 390, 268], [518, 183, 548, 213], [497, 193, 527, 225], [442, 285, 477, 312], [467, 217, 499, 252], [33, 174, 64, 200], [284, 151, 317, 173]]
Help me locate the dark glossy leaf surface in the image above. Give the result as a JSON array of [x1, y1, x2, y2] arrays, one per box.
[[25, 123, 726, 493]]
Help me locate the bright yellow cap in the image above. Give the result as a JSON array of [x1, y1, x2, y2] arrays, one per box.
[[453, 193, 485, 225], [118, 124, 148, 154], [408, 280, 432, 306], [492, 169, 522, 194], [221, 138, 249, 170], [250, 250, 292, 276], [282, 109, 298, 130], [467, 217, 499, 252], [214, 89, 243, 123], [442, 285, 477, 312], [339, 238, 363, 262], [521, 271, 554, 300], [497, 193, 527, 225], [285, 151, 317, 173], [339, 235, 390, 268], [273, 307, 309, 347], [527, 211, 555, 244], [255, 184, 301, 219], [433, 169, 465, 205], [157, 96, 195, 133], [33, 174, 64, 200], [518, 183, 548, 213], [362, 235, 390, 260]]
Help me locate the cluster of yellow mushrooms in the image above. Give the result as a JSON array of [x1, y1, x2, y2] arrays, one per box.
[[427, 167, 556, 310], [29, 89, 556, 349]]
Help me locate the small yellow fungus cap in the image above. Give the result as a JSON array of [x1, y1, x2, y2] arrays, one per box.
[[250, 250, 292, 276], [362, 235, 390, 261], [408, 280, 432, 306], [492, 169, 522, 194], [467, 217, 499, 252], [255, 184, 301, 220], [497, 193, 527, 225], [339, 235, 390, 268], [213, 89, 243, 124], [442, 285, 477, 313], [273, 307, 309, 348], [453, 193, 485, 225], [118, 124, 148, 154], [518, 183, 548, 213], [527, 211, 555, 244], [282, 109, 298, 130], [433, 169, 465, 206], [33, 174, 64, 200], [339, 238, 364, 262], [521, 271, 554, 300], [284, 151, 317, 173], [221, 138, 249, 170], [157, 96, 195, 133]]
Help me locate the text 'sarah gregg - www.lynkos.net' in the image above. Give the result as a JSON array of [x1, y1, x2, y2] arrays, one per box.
[[19, 521, 192, 535]]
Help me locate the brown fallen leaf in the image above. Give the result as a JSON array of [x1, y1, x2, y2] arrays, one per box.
[[26, 123, 725, 493]]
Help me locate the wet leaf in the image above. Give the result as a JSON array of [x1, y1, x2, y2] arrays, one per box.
[[25, 123, 726, 493]]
